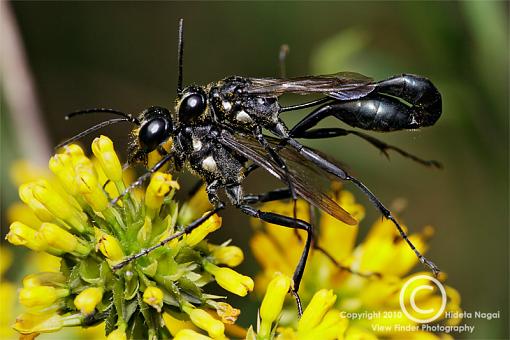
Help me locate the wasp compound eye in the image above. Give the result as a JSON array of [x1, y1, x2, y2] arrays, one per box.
[[139, 117, 172, 151], [179, 93, 206, 121]]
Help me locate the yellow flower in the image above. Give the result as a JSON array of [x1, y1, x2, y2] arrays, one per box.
[[61, 143, 86, 160], [163, 312, 198, 336], [174, 328, 213, 340], [19, 286, 69, 309], [297, 289, 337, 332], [212, 245, 244, 267], [251, 185, 463, 338], [301, 309, 348, 340], [74, 287, 104, 315], [0, 247, 16, 339], [10, 161, 49, 186], [7, 202, 42, 229], [29, 252, 61, 273], [49, 153, 78, 195], [14, 312, 65, 334], [145, 172, 180, 211], [107, 328, 127, 340], [8, 138, 251, 340], [185, 213, 222, 247], [252, 283, 348, 340], [27, 180, 88, 233], [184, 306, 225, 339], [18, 183, 54, 222], [259, 273, 291, 338], [143, 286, 164, 312], [94, 228, 124, 262], [23, 272, 66, 288], [6, 222, 47, 252], [75, 163, 109, 212], [178, 183, 212, 224], [204, 262, 254, 297], [38, 223, 90, 256], [92, 135, 123, 182]]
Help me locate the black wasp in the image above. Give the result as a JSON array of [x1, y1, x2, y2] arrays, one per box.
[[59, 19, 442, 312]]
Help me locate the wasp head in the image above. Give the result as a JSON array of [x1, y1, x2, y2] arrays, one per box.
[[175, 86, 209, 125], [137, 106, 174, 152]]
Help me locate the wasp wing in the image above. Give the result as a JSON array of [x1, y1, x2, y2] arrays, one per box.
[[218, 130, 357, 225], [246, 72, 376, 101]]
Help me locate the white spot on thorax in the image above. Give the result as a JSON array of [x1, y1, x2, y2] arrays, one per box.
[[192, 137, 202, 151], [236, 110, 253, 123], [222, 100, 232, 111], [202, 155, 217, 172]]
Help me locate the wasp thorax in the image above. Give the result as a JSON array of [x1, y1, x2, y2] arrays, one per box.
[[138, 107, 173, 151]]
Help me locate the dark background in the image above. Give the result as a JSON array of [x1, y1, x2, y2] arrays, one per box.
[[2, 2, 508, 339]]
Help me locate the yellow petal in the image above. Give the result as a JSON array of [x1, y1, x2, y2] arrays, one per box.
[[205, 263, 254, 297], [13, 312, 64, 334], [163, 312, 198, 336], [185, 213, 222, 247], [92, 135, 123, 182], [143, 286, 164, 312], [187, 308, 225, 338], [259, 273, 292, 337], [174, 329, 213, 340], [106, 328, 127, 340], [212, 245, 244, 267], [298, 289, 337, 332], [74, 287, 104, 315]]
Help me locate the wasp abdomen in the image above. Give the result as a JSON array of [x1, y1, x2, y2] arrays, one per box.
[[374, 74, 442, 128], [291, 74, 442, 133]]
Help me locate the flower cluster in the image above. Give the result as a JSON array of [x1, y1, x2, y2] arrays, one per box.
[[6, 136, 253, 339], [250, 185, 463, 339], [247, 273, 348, 340]]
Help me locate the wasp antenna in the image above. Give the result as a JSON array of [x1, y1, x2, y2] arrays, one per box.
[[55, 118, 133, 150], [177, 18, 184, 96], [65, 108, 140, 125]]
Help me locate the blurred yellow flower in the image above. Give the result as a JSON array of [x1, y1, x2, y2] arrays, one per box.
[[211, 245, 244, 267], [251, 187, 462, 339], [248, 274, 349, 340]]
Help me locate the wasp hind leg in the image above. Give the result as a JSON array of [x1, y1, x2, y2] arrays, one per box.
[[291, 126, 442, 168], [283, 138, 440, 276]]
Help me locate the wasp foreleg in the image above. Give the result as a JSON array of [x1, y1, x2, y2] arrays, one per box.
[[237, 202, 311, 316], [112, 204, 225, 270], [111, 151, 176, 205]]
